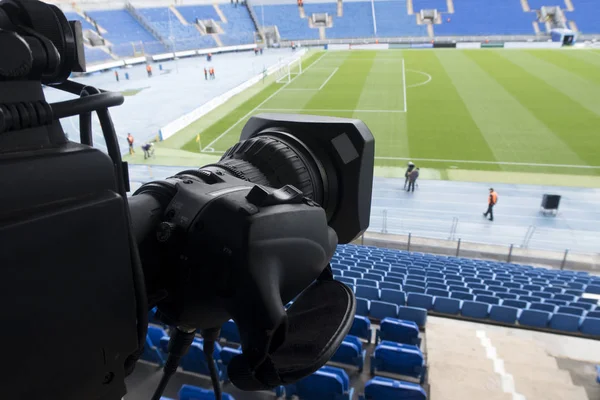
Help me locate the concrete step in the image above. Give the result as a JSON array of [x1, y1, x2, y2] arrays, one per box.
[[504, 362, 573, 385], [212, 34, 223, 47], [515, 380, 589, 400]]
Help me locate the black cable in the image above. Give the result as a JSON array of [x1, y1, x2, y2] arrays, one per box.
[[151, 327, 197, 400], [202, 327, 222, 400]]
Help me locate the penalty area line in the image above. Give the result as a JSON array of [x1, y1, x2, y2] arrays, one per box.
[[257, 108, 405, 113], [375, 156, 600, 169]]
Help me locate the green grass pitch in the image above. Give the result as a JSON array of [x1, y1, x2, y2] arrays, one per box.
[[176, 49, 600, 177]]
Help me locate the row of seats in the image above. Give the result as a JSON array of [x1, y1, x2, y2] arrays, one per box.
[[160, 384, 234, 400]]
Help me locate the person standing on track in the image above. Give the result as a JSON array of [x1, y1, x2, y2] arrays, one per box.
[[404, 161, 415, 189], [204, 67, 208, 80], [483, 188, 498, 221], [127, 133, 135, 155], [407, 168, 419, 192]]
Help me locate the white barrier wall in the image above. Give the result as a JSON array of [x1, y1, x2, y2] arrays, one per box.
[[504, 42, 562, 49], [456, 42, 481, 49], [158, 49, 307, 140]]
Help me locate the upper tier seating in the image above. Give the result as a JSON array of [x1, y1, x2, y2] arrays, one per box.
[[413, 0, 447, 11], [64, 12, 96, 31], [328, 2, 375, 38], [567, 0, 600, 33], [434, 0, 535, 36], [84, 47, 112, 65], [219, 4, 256, 45], [86, 10, 167, 56], [261, 4, 319, 40], [373, 1, 427, 37], [137, 7, 215, 51]]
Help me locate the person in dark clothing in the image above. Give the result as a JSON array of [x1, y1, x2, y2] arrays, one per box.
[[127, 133, 134, 155], [204, 67, 208, 80], [404, 161, 415, 189], [115, 71, 119, 82], [407, 168, 419, 192], [483, 188, 498, 221]]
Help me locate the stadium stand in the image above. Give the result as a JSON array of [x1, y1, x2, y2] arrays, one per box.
[[434, 0, 535, 36], [284, 366, 354, 400], [219, 4, 256, 45], [84, 46, 112, 64], [137, 7, 216, 50], [260, 4, 319, 40], [360, 377, 427, 400], [373, 0, 427, 37], [218, 346, 242, 382], [159, 336, 225, 379], [566, 0, 598, 33], [413, 0, 447, 11], [64, 11, 96, 31], [86, 9, 167, 56], [328, 2, 375, 38]]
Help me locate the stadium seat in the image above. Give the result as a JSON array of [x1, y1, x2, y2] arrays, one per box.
[[403, 284, 426, 294], [543, 286, 564, 294], [370, 300, 399, 320], [488, 285, 509, 293], [529, 302, 558, 313], [464, 277, 483, 284], [344, 270, 362, 279], [549, 313, 581, 332], [509, 288, 530, 296], [357, 278, 379, 288], [376, 318, 420, 345], [565, 289, 585, 297], [219, 346, 242, 381], [338, 277, 356, 286], [475, 295, 501, 305], [451, 291, 474, 301], [532, 291, 553, 299], [554, 294, 578, 302], [425, 288, 450, 298], [502, 281, 523, 289], [448, 285, 470, 293], [364, 273, 384, 282], [360, 377, 427, 400], [380, 282, 402, 291], [489, 305, 520, 324], [147, 325, 168, 347], [179, 384, 235, 400], [385, 276, 404, 285], [578, 298, 599, 305], [380, 289, 406, 306], [220, 319, 240, 343], [356, 297, 370, 316], [433, 297, 462, 315], [466, 282, 487, 290], [370, 341, 426, 381], [407, 293, 434, 310], [397, 305, 428, 328], [141, 335, 165, 365], [461, 301, 490, 319], [350, 315, 372, 343], [519, 295, 543, 303], [426, 282, 448, 290], [518, 309, 552, 328], [502, 299, 529, 309], [472, 289, 494, 296], [522, 284, 542, 292], [357, 285, 380, 301], [351, 266, 369, 274], [496, 292, 519, 300], [545, 299, 569, 307], [331, 335, 366, 371], [557, 306, 586, 316], [579, 317, 600, 336], [285, 366, 353, 400], [405, 279, 426, 287]]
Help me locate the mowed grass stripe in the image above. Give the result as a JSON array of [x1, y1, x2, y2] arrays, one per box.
[[562, 50, 600, 69], [499, 50, 600, 117], [527, 50, 600, 86], [436, 50, 585, 168], [180, 53, 322, 153], [405, 50, 499, 170], [354, 52, 409, 160], [467, 50, 600, 168]]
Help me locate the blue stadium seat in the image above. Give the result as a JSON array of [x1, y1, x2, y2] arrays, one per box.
[[360, 377, 427, 400], [578, 298, 599, 305], [545, 299, 569, 307], [570, 302, 595, 311], [356, 285, 380, 301], [549, 313, 581, 332], [350, 315, 371, 343], [397, 306, 428, 328], [356, 297, 370, 316], [461, 301, 490, 319], [357, 278, 379, 288], [142, 335, 165, 365], [385, 276, 404, 285], [370, 300, 399, 320], [543, 286, 564, 294], [502, 299, 529, 310], [489, 305, 520, 324], [566, 282, 586, 290], [219, 346, 242, 381], [530, 302, 558, 313], [344, 270, 363, 279], [518, 309, 551, 328], [425, 288, 451, 298], [403, 284, 426, 294], [426, 271, 444, 279], [564, 289, 585, 297], [496, 292, 519, 300], [532, 291, 553, 299], [579, 317, 600, 336], [407, 293, 434, 310], [147, 325, 168, 347], [179, 384, 235, 400], [466, 283, 487, 290], [372, 264, 390, 273], [351, 266, 369, 274], [522, 284, 543, 292], [488, 285, 509, 293], [380, 282, 402, 291], [364, 273, 384, 282], [338, 277, 356, 286], [587, 311, 600, 319], [472, 289, 495, 296], [285, 366, 353, 400], [556, 306, 586, 316], [433, 297, 462, 315], [221, 319, 240, 343], [376, 318, 420, 345], [426, 282, 448, 290], [380, 289, 406, 306], [519, 295, 543, 303], [370, 341, 425, 382], [405, 278, 426, 286], [464, 277, 483, 284], [331, 335, 366, 371], [475, 295, 501, 305], [448, 285, 470, 293], [451, 291, 474, 301], [554, 294, 578, 302], [386, 271, 405, 280], [509, 288, 530, 296]]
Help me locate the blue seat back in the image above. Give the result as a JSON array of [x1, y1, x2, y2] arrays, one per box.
[[357, 278, 379, 288], [489, 305, 520, 324], [370, 300, 399, 320], [556, 306, 585, 316], [380, 282, 402, 291], [380, 289, 406, 306], [579, 317, 600, 336], [433, 297, 462, 315], [529, 302, 557, 313], [356, 297, 370, 316], [221, 320, 240, 343], [397, 305, 428, 328], [549, 313, 581, 332], [502, 299, 529, 309], [356, 285, 380, 301], [425, 288, 450, 298], [141, 335, 165, 365], [451, 291, 474, 301], [407, 293, 434, 310], [531, 291, 553, 299], [475, 295, 501, 305], [379, 317, 419, 345], [179, 384, 235, 400], [220, 346, 242, 366], [364, 376, 426, 400], [147, 325, 167, 347], [350, 315, 371, 342], [518, 309, 551, 328], [373, 342, 424, 378], [496, 292, 518, 300], [461, 301, 490, 319]]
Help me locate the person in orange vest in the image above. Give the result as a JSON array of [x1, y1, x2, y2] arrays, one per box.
[[204, 67, 208, 80], [127, 133, 135, 155], [146, 64, 152, 78], [483, 188, 498, 221]]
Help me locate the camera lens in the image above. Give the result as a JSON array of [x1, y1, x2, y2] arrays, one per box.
[[211, 132, 326, 206]]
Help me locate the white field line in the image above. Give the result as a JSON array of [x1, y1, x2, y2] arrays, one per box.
[[201, 52, 328, 152], [257, 108, 405, 113], [375, 156, 600, 169], [402, 58, 407, 112], [318, 67, 339, 90]]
